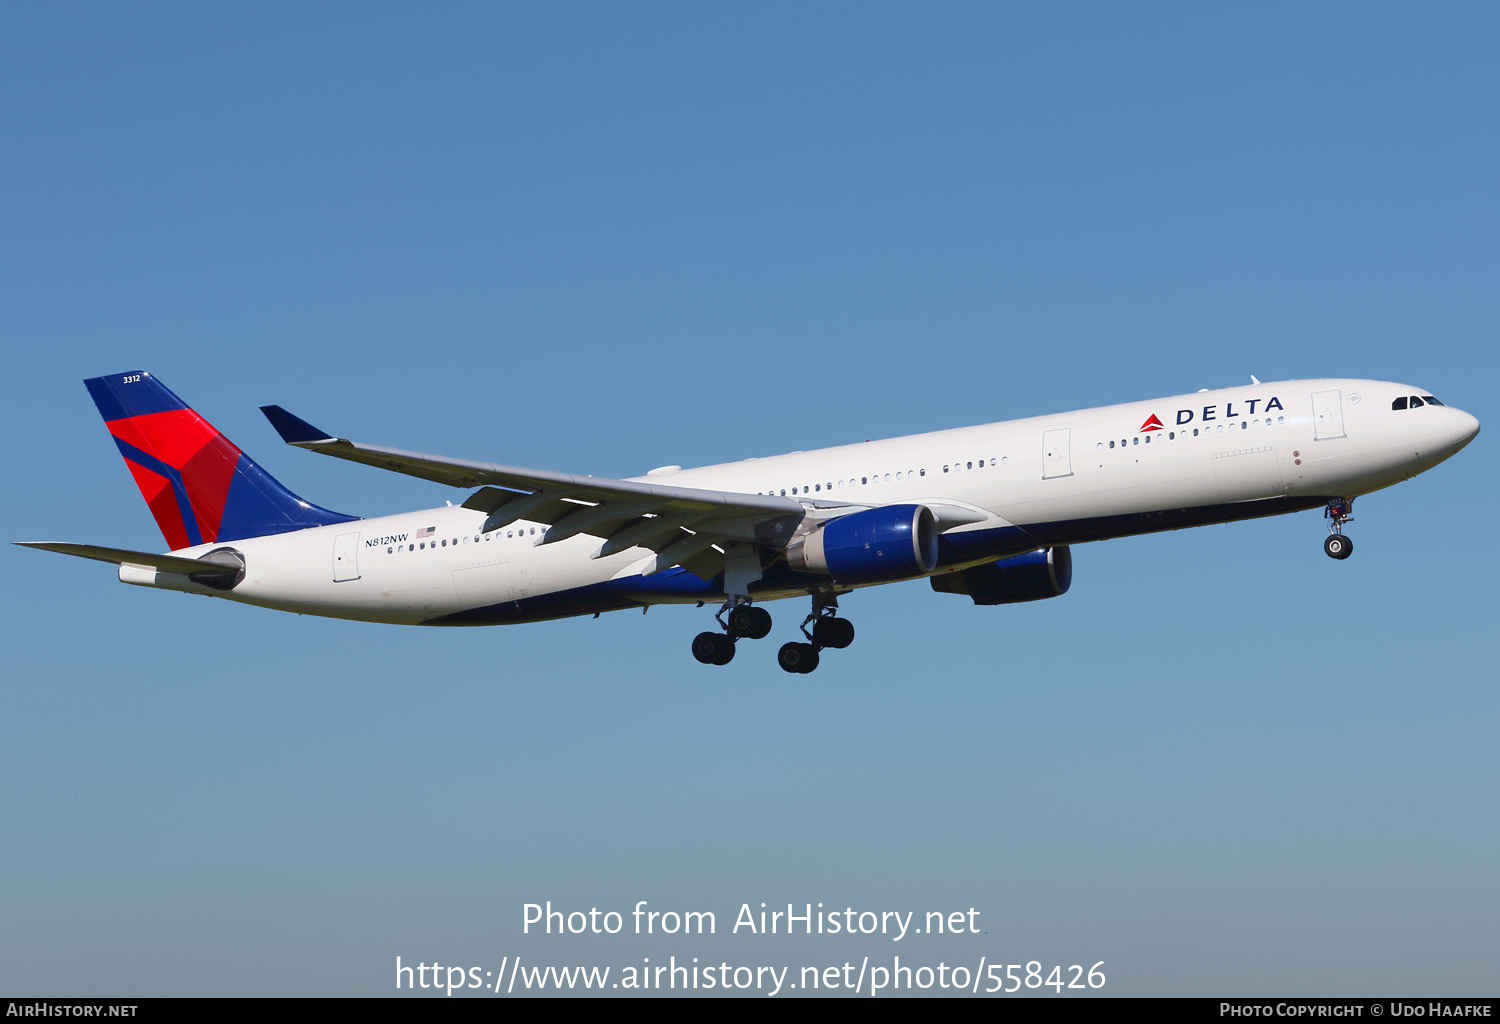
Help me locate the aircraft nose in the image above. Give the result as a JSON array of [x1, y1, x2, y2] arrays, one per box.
[[1450, 409, 1481, 449]]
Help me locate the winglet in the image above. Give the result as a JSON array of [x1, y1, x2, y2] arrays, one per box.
[[260, 405, 335, 444]]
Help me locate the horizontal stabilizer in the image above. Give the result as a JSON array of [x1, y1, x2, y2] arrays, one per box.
[[14, 541, 242, 576]]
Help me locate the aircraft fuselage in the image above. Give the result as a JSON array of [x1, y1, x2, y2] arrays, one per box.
[[121, 378, 1478, 626]]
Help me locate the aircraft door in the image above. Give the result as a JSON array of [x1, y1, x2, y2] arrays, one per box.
[[333, 531, 361, 582], [1042, 428, 1073, 479], [1313, 389, 1346, 440]]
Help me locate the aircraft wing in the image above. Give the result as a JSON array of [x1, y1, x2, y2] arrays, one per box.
[[260, 405, 806, 576], [14, 541, 242, 576]]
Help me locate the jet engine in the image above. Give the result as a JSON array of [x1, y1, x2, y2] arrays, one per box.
[[929, 546, 1072, 605], [787, 504, 939, 583]]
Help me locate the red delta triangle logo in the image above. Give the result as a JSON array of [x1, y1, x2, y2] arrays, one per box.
[[1139, 414, 1165, 433]]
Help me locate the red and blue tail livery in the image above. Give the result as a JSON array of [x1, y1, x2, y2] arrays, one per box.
[[84, 371, 356, 550]]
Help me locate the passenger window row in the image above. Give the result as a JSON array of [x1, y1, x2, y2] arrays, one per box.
[[1097, 417, 1287, 450], [386, 527, 537, 554], [757, 457, 1003, 497]]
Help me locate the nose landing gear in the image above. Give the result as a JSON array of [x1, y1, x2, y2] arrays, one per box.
[[1323, 499, 1354, 560], [1323, 534, 1353, 559], [778, 593, 855, 674]]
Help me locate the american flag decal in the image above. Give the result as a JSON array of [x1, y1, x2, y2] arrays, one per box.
[[416, 526, 435, 538]]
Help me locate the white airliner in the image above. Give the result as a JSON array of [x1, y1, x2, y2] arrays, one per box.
[[19, 372, 1479, 673]]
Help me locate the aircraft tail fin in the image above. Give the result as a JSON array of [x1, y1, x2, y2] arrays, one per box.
[[84, 371, 358, 550]]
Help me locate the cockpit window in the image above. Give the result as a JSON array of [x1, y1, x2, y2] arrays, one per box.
[[1409, 396, 1425, 407], [1391, 396, 1408, 410], [1424, 396, 1444, 406]]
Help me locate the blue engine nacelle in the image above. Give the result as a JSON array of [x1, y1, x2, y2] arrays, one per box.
[[929, 546, 1072, 605], [787, 504, 939, 583]]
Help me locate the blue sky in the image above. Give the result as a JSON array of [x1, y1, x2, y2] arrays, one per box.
[[2, 2, 1496, 996]]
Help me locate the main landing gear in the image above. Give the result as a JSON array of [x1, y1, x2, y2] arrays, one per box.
[[690, 600, 772, 666], [689, 594, 855, 673], [1323, 499, 1354, 560], [777, 593, 855, 675]]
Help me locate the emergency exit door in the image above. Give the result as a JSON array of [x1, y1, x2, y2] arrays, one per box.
[[333, 531, 361, 582], [1042, 428, 1073, 479]]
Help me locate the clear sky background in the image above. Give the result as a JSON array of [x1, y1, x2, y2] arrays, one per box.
[[2, 2, 1496, 997]]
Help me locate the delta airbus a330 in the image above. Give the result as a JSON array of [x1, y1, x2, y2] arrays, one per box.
[[19, 372, 1479, 673]]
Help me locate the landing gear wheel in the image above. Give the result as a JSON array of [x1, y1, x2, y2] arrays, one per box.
[[725, 605, 772, 640], [711, 636, 736, 665], [693, 631, 736, 665], [812, 617, 855, 649], [778, 642, 820, 674], [692, 632, 721, 664], [1324, 534, 1353, 560]]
